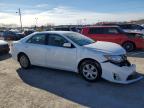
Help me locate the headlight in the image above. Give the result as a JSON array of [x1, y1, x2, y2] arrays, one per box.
[[104, 55, 124, 63]]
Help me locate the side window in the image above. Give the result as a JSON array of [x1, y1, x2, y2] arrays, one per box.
[[119, 25, 127, 29], [27, 34, 46, 45], [120, 25, 132, 29], [48, 34, 68, 47], [127, 25, 133, 29], [89, 28, 104, 34], [131, 25, 137, 30], [107, 28, 119, 34]]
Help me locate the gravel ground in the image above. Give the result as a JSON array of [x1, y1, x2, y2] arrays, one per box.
[[0, 53, 144, 108]]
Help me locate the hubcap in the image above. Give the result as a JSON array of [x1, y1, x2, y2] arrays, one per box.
[[20, 56, 28, 68], [82, 64, 98, 80], [124, 43, 133, 51]]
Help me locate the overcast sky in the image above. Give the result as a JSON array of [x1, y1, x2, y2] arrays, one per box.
[[0, 0, 144, 26]]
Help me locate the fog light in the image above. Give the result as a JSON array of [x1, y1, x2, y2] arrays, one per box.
[[113, 73, 121, 81]]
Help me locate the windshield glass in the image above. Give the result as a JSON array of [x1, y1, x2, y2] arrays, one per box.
[[64, 32, 95, 46]]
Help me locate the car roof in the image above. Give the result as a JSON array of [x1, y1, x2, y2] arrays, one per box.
[[118, 24, 138, 25], [83, 26, 119, 28], [36, 31, 75, 35]]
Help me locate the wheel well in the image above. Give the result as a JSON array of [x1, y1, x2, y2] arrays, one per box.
[[122, 41, 136, 48], [17, 52, 27, 61], [78, 58, 102, 73]]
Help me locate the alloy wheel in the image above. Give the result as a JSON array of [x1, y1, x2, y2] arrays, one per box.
[[82, 64, 98, 80]]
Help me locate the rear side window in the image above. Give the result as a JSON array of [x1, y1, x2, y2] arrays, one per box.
[[89, 27, 119, 34], [89, 28, 104, 34], [27, 34, 46, 45], [107, 28, 119, 34], [119, 25, 132, 29]]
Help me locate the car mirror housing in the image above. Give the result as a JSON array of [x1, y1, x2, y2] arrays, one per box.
[[63, 43, 72, 48]]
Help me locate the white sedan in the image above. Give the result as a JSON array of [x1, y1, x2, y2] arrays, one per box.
[[11, 31, 143, 84]]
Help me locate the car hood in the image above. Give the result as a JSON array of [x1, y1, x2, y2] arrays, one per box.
[[0, 40, 8, 45], [84, 41, 126, 55]]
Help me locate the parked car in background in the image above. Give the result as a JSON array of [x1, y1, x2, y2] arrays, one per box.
[[54, 27, 70, 31], [1, 30, 25, 40], [11, 31, 143, 84], [2, 30, 18, 40], [102, 23, 144, 34], [53, 27, 79, 32], [0, 30, 4, 37], [0, 31, 4, 40], [23, 29, 35, 36], [16, 33, 25, 39], [0, 40, 9, 54], [81, 26, 144, 51], [118, 24, 144, 34]]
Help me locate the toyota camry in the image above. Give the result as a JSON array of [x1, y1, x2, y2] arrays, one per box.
[[11, 31, 143, 84]]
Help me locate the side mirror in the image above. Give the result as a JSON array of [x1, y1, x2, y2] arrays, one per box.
[[63, 43, 72, 48]]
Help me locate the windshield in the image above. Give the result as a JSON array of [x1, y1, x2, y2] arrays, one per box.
[[64, 32, 95, 46]]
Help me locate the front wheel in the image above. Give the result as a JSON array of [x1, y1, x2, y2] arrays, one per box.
[[19, 54, 30, 69], [79, 60, 101, 82]]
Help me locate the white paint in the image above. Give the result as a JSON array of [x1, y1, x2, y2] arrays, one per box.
[[11, 31, 143, 84], [0, 40, 8, 45]]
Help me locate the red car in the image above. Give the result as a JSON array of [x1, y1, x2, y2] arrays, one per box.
[[81, 26, 144, 51]]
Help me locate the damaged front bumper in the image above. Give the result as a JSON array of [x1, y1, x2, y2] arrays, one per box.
[[101, 63, 143, 84]]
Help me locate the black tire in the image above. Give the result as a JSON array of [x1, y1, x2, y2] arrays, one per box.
[[122, 42, 135, 52], [79, 60, 101, 82], [19, 54, 31, 69]]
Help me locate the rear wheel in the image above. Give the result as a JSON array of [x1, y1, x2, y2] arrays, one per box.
[[122, 42, 135, 52], [79, 60, 101, 82], [19, 54, 30, 69]]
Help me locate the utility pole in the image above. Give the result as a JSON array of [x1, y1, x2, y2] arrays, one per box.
[[35, 18, 38, 27], [16, 8, 23, 31]]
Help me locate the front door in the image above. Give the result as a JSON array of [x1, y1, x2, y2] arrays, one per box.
[[45, 34, 77, 71]]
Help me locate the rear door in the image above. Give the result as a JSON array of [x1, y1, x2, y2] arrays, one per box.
[[88, 27, 123, 44], [87, 27, 105, 41], [104, 27, 125, 44], [24, 33, 47, 66]]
